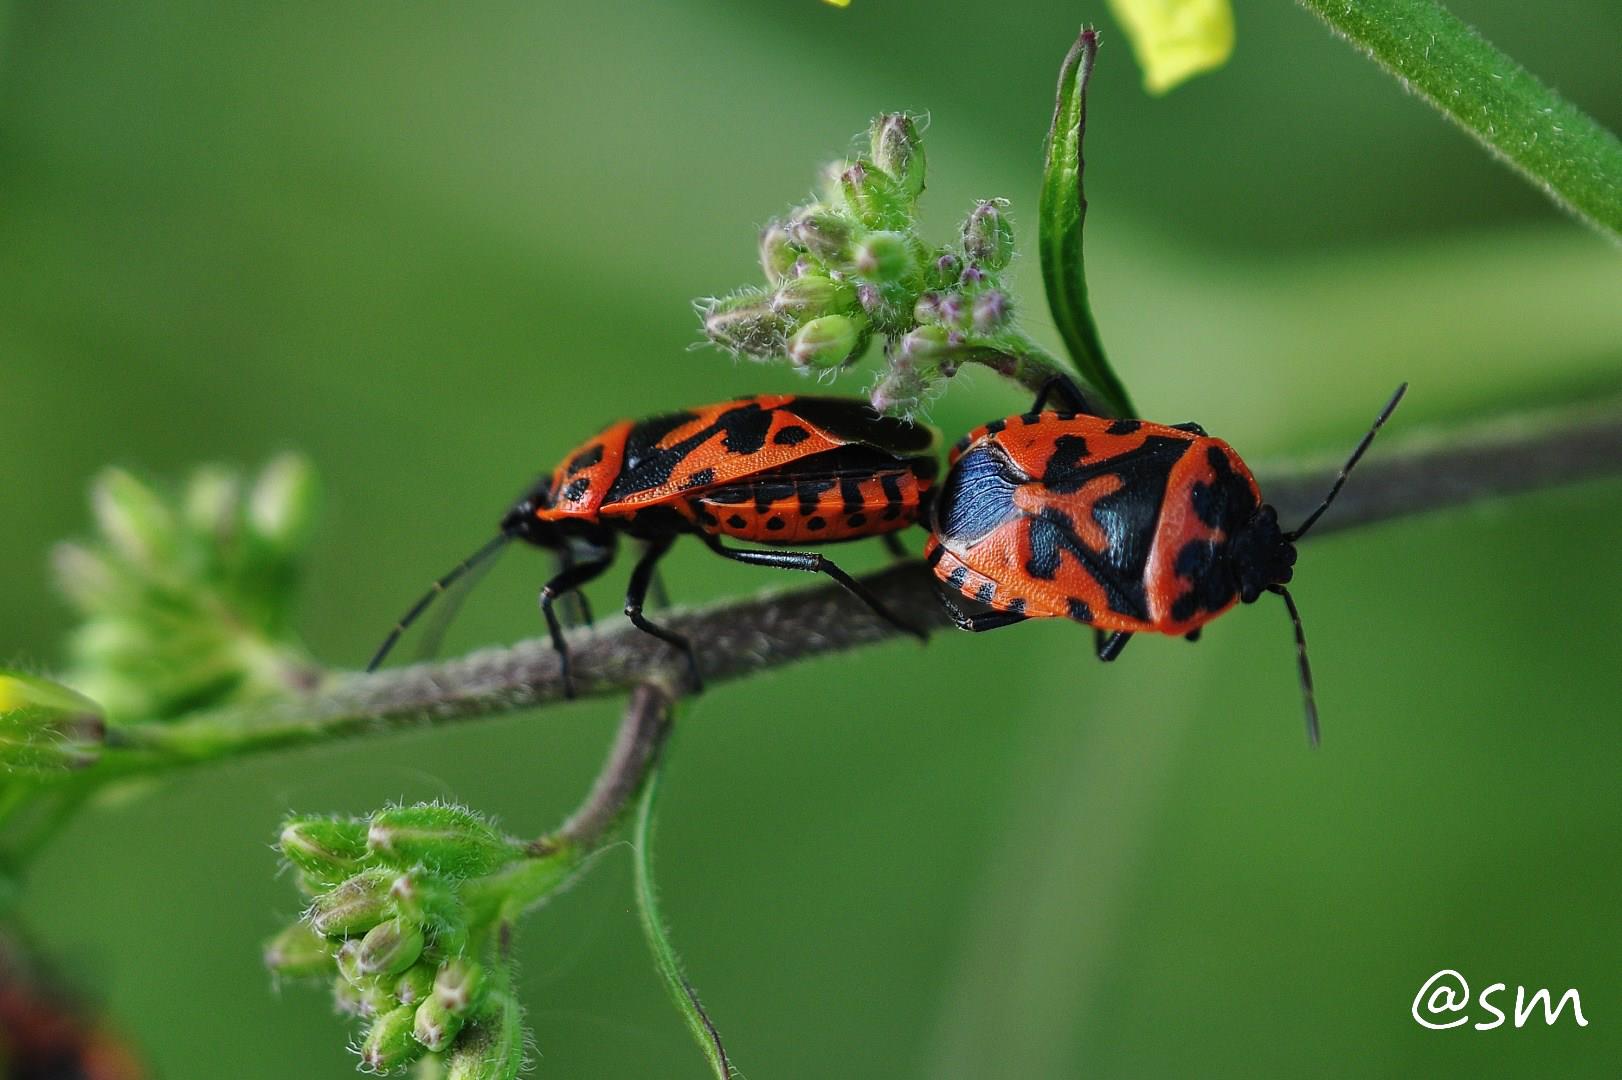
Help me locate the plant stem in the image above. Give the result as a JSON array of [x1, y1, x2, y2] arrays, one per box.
[[56, 396, 1622, 773], [1294, 0, 1622, 239]]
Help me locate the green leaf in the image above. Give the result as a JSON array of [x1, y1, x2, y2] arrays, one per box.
[[633, 751, 731, 1080], [1295, 0, 1622, 241], [1039, 27, 1137, 418]]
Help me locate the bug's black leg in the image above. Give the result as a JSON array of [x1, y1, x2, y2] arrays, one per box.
[[937, 589, 1028, 633], [1094, 629, 1132, 662], [1030, 374, 1100, 415], [1172, 422, 1208, 436], [624, 536, 702, 692], [702, 535, 927, 641], [539, 557, 614, 698], [647, 567, 670, 611], [881, 532, 909, 560], [555, 551, 595, 628], [1184, 628, 1202, 643]]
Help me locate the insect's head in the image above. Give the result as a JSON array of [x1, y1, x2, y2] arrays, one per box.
[[500, 488, 560, 550], [1231, 504, 1298, 604]]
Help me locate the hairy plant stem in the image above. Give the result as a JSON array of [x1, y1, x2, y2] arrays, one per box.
[[37, 397, 1622, 785], [1294, 0, 1622, 238]]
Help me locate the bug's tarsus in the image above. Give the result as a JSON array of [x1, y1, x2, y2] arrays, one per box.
[[935, 588, 1029, 632], [1271, 584, 1320, 747], [366, 532, 515, 672], [1094, 629, 1132, 662], [1287, 383, 1408, 541]]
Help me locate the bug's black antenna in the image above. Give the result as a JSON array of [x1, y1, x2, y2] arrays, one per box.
[[1270, 584, 1319, 747], [366, 532, 514, 672], [1286, 383, 1408, 541]]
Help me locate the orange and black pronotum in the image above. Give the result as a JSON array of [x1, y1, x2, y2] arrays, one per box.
[[368, 395, 938, 691], [925, 377, 1407, 743]]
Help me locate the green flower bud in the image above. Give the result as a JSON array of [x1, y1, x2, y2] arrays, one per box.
[[412, 995, 465, 1053], [361, 1005, 426, 1073], [263, 921, 333, 979], [788, 207, 854, 264], [358, 917, 426, 978], [929, 251, 963, 289], [700, 292, 788, 359], [770, 274, 854, 319], [367, 804, 522, 878], [335, 939, 367, 986], [279, 815, 369, 882], [961, 198, 1014, 270], [869, 112, 926, 199], [0, 671, 103, 774], [838, 161, 908, 230], [358, 980, 397, 1021], [433, 957, 487, 1017], [308, 867, 395, 938], [332, 974, 365, 1017], [788, 314, 866, 370], [90, 468, 177, 569], [852, 231, 911, 282], [393, 962, 438, 1007], [249, 453, 320, 554], [391, 871, 470, 954], [445, 994, 525, 1080], [758, 221, 797, 283], [182, 465, 242, 542]]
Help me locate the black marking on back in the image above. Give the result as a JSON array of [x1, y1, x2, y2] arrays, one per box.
[[562, 477, 591, 503], [774, 424, 811, 446], [974, 581, 996, 604], [785, 397, 935, 455], [1066, 597, 1093, 623], [567, 444, 604, 474], [880, 473, 905, 520], [1024, 506, 1151, 621], [603, 401, 791, 502], [946, 565, 969, 589], [1170, 445, 1259, 620], [682, 467, 716, 489], [1106, 419, 1141, 435], [1040, 435, 1090, 486]]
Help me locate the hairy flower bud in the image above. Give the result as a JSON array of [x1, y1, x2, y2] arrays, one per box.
[[390, 870, 469, 952], [360, 1005, 425, 1073], [971, 289, 1011, 333], [788, 206, 854, 264], [961, 198, 1014, 270], [90, 468, 177, 569], [930, 251, 963, 289], [413, 995, 465, 1053], [445, 993, 524, 1080], [393, 963, 438, 1007], [279, 815, 369, 883], [335, 939, 366, 986], [358, 917, 426, 978], [869, 112, 926, 198], [249, 453, 320, 554], [263, 921, 332, 979], [332, 974, 365, 1017], [788, 314, 867, 370], [839, 161, 908, 230], [758, 220, 797, 283], [701, 292, 788, 359], [308, 867, 394, 938], [367, 804, 522, 878], [771, 274, 854, 319], [433, 957, 487, 1018], [852, 231, 911, 282], [0, 671, 103, 774]]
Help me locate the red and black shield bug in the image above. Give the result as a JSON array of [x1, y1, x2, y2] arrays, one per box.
[[368, 395, 937, 691], [924, 378, 1407, 743]]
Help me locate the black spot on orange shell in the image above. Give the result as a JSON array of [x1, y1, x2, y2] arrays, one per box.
[[774, 425, 811, 446], [847, 512, 867, 528], [562, 477, 591, 502], [1067, 597, 1093, 622], [727, 514, 747, 529], [946, 565, 968, 589], [766, 516, 785, 531], [682, 467, 716, 489], [567, 444, 604, 474], [1106, 419, 1141, 435], [975, 581, 995, 604], [807, 516, 826, 530]]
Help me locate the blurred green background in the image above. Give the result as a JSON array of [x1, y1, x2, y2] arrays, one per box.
[[2, 1, 1619, 1077]]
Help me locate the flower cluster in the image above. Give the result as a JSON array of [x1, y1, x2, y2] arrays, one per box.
[[265, 803, 544, 1077], [51, 455, 321, 722], [698, 113, 1030, 416]]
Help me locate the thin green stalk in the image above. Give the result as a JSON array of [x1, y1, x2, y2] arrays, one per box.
[[1295, 0, 1622, 239], [633, 744, 731, 1079], [1039, 27, 1136, 417]]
